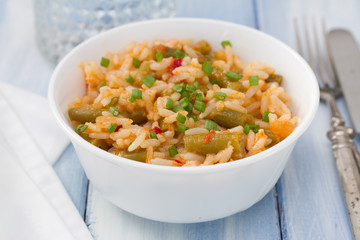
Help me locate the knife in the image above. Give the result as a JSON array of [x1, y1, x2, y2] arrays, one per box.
[[328, 29, 360, 133]]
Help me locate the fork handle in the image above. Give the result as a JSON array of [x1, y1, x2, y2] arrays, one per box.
[[328, 125, 360, 239]]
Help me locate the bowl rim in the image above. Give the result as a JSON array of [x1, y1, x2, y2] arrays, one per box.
[[48, 17, 319, 174]]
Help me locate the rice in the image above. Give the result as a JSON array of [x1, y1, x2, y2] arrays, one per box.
[[68, 39, 297, 167]]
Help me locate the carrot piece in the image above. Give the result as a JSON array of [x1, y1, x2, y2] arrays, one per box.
[[270, 120, 295, 140]]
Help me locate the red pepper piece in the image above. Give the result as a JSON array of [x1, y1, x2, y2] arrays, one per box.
[[169, 58, 183, 74], [171, 159, 184, 166], [150, 126, 162, 134], [115, 125, 122, 132], [203, 130, 216, 143]]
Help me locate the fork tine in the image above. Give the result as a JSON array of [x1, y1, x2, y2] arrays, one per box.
[[322, 19, 341, 89], [312, 18, 330, 89], [294, 17, 339, 91], [302, 18, 316, 73]]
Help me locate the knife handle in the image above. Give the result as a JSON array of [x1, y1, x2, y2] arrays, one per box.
[[328, 126, 360, 239]]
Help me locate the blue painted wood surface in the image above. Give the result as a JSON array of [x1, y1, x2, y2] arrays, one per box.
[[86, 185, 281, 240], [53, 144, 89, 217], [257, 0, 360, 238], [2, 0, 360, 239]]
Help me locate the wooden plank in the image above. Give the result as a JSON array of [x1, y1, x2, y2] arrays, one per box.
[[53, 145, 89, 217], [86, 184, 280, 240], [0, 0, 89, 216], [277, 106, 354, 239], [256, 0, 360, 238], [84, 0, 282, 239]]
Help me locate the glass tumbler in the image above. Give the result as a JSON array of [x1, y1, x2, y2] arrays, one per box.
[[33, 0, 176, 64]]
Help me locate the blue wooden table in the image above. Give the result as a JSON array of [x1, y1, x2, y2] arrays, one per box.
[[2, 0, 360, 239]]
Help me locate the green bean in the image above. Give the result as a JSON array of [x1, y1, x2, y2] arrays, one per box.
[[68, 106, 104, 123], [120, 149, 147, 163], [90, 139, 110, 151], [192, 40, 212, 55], [121, 108, 147, 124], [265, 74, 283, 85], [134, 61, 151, 87], [264, 129, 280, 147], [69, 105, 147, 125], [211, 66, 244, 91], [158, 118, 169, 131], [184, 132, 245, 158], [209, 109, 254, 128], [78, 133, 110, 151], [164, 47, 177, 57]]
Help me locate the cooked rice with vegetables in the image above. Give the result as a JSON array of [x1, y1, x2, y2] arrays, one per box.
[[68, 39, 297, 167]]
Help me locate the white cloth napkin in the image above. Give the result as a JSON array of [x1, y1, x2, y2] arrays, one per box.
[[0, 82, 93, 240]]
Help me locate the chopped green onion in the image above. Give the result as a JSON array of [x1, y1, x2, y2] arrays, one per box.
[[168, 145, 178, 157], [184, 102, 193, 113], [173, 105, 184, 112], [166, 98, 174, 110], [125, 75, 134, 84], [177, 124, 189, 133], [186, 82, 198, 91], [108, 96, 119, 106], [132, 57, 141, 68], [176, 113, 186, 124], [189, 92, 197, 101], [107, 123, 117, 133], [225, 71, 242, 81], [249, 75, 259, 86], [132, 89, 142, 99], [97, 80, 107, 92], [179, 97, 190, 108], [205, 119, 217, 131], [173, 83, 185, 93], [262, 111, 272, 123], [142, 74, 156, 88], [75, 124, 88, 133], [173, 49, 184, 59], [193, 81, 199, 89], [196, 92, 203, 101], [243, 124, 250, 135], [150, 131, 158, 139], [109, 106, 120, 117], [194, 100, 206, 113], [188, 115, 198, 121], [100, 57, 110, 67], [155, 51, 163, 62], [221, 40, 232, 48], [252, 124, 259, 133], [128, 89, 142, 102], [186, 84, 196, 92], [210, 77, 219, 85], [181, 90, 189, 99], [243, 124, 260, 134], [128, 95, 136, 103], [202, 61, 213, 76], [214, 92, 227, 101]]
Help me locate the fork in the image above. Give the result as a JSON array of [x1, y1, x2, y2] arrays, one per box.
[[294, 18, 360, 239]]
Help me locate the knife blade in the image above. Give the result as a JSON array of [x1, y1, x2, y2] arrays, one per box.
[[328, 29, 360, 133]]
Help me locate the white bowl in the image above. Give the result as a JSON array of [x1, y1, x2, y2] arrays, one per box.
[[48, 18, 319, 223]]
